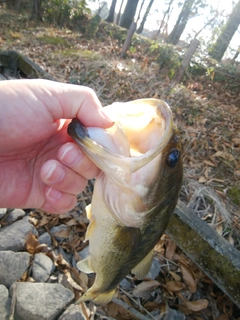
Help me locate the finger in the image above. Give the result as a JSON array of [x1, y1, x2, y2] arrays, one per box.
[[25, 80, 114, 127], [40, 159, 88, 194], [42, 187, 77, 214], [58, 142, 100, 180]]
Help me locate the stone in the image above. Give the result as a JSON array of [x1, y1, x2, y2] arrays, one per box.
[[50, 224, 69, 241], [146, 257, 161, 280], [58, 304, 88, 320], [0, 208, 7, 220], [1, 208, 25, 224], [164, 307, 186, 320], [78, 246, 89, 260], [0, 251, 31, 288], [58, 247, 72, 265], [32, 253, 54, 282], [0, 285, 11, 320], [38, 232, 52, 248], [10, 282, 74, 320], [0, 217, 38, 251], [150, 307, 186, 320], [120, 278, 133, 291]]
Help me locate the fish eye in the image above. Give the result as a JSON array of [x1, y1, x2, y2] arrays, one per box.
[[167, 149, 180, 168]]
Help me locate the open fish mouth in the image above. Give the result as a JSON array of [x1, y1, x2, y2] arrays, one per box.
[[68, 99, 173, 173], [67, 98, 183, 304]]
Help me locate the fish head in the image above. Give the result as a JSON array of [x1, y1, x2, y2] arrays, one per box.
[[67, 99, 183, 228]]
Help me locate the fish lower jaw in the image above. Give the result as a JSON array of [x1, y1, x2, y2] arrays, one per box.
[[75, 287, 117, 305]]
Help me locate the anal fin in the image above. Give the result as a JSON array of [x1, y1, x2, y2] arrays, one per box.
[[131, 248, 154, 279]]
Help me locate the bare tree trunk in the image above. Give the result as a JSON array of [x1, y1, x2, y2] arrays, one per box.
[[173, 38, 200, 84], [120, 21, 137, 57], [136, 0, 146, 23], [209, 0, 240, 61], [31, 0, 43, 20], [120, 0, 140, 29], [137, 0, 155, 34], [106, 0, 117, 23], [116, 0, 124, 25], [154, 0, 174, 39], [166, 0, 196, 45], [232, 46, 240, 62]]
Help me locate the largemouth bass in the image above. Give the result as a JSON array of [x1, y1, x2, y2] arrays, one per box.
[[67, 98, 183, 304]]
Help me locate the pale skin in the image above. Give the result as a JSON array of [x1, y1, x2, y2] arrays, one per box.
[[0, 79, 113, 214]]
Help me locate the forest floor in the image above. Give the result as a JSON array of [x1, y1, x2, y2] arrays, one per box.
[[0, 9, 240, 320]]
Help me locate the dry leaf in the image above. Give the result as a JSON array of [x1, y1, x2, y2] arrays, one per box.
[[232, 137, 240, 146], [165, 237, 177, 260], [132, 280, 160, 297], [169, 271, 181, 282], [53, 228, 70, 238], [184, 299, 209, 312], [203, 160, 216, 167], [180, 263, 196, 293], [25, 232, 40, 254], [199, 176, 207, 183], [164, 281, 186, 292]]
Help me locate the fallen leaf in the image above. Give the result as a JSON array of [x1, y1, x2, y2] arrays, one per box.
[[132, 280, 160, 297], [180, 263, 196, 293], [199, 176, 207, 183], [232, 137, 240, 146], [25, 232, 40, 254], [184, 299, 209, 312], [164, 281, 186, 292], [53, 228, 70, 238]]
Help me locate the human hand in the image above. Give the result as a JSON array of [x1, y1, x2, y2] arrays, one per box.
[[0, 79, 113, 214]]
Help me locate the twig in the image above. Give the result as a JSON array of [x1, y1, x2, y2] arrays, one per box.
[[119, 287, 156, 319], [8, 282, 17, 320], [112, 297, 151, 320]]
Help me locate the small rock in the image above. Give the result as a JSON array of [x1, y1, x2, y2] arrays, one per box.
[[1, 208, 25, 224], [58, 247, 72, 265], [10, 282, 74, 320], [58, 304, 88, 320], [0, 285, 11, 320], [0, 217, 38, 251], [163, 308, 186, 320], [146, 257, 161, 280], [0, 208, 7, 220], [149, 307, 186, 320], [32, 253, 54, 282], [0, 251, 31, 288], [78, 246, 89, 260], [50, 224, 69, 241], [120, 278, 133, 291], [38, 232, 52, 248]]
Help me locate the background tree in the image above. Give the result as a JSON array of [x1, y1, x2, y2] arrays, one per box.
[[166, 0, 196, 45], [116, 0, 124, 25], [154, 0, 174, 39], [106, 0, 117, 23], [31, 0, 43, 20], [120, 0, 140, 29], [137, 0, 155, 34], [209, 0, 240, 61]]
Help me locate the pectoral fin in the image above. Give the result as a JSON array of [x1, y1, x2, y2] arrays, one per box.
[[131, 248, 154, 279], [77, 257, 94, 274]]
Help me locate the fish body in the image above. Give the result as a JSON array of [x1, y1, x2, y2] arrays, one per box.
[[67, 99, 183, 304]]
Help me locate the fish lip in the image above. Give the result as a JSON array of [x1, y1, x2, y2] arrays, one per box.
[[67, 99, 173, 173], [67, 118, 89, 140]]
